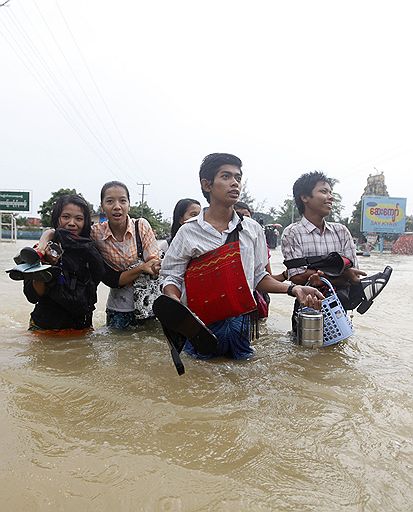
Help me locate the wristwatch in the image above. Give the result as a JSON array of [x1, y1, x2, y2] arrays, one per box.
[[287, 283, 297, 297]]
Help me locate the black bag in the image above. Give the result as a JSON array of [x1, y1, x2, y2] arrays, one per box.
[[46, 229, 104, 321], [283, 251, 351, 277]]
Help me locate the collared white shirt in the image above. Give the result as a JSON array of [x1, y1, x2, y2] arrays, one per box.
[[281, 216, 358, 278], [160, 208, 268, 305]]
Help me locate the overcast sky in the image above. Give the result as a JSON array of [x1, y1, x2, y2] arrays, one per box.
[[1, 0, 412, 221]]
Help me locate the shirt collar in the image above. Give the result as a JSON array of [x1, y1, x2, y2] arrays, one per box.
[[102, 215, 134, 241], [301, 215, 334, 234], [198, 207, 240, 235]]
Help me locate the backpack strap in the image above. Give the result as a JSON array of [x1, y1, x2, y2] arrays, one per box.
[[135, 219, 144, 260]]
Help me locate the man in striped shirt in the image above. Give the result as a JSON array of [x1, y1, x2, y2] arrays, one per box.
[[281, 171, 392, 330]]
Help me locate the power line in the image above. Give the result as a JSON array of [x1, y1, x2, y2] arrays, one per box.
[[55, 0, 149, 183], [30, 0, 136, 182], [0, 14, 125, 181], [1, 0, 141, 186]]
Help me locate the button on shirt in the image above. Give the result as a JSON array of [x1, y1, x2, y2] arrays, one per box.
[[281, 216, 358, 278], [161, 209, 269, 305]]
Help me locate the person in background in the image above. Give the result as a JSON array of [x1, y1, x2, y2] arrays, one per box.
[[91, 181, 161, 329], [234, 202, 287, 281], [159, 198, 201, 256], [234, 201, 287, 318]]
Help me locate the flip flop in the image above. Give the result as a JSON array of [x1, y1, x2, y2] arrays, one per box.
[[6, 262, 60, 282], [357, 265, 393, 314], [13, 247, 41, 265], [160, 325, 186, 376], [153, 295, 218, 365]]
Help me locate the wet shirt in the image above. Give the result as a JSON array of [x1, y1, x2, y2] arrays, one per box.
[[161, 209, 268, 305], [281, 216, 358, 278]]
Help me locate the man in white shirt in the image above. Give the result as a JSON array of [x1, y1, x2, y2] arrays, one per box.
[[161, 153, 323, 360]]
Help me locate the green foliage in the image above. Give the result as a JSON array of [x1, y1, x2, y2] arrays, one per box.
[[130, 201, 171, 238], [38, 188, 94, 227], [16, 216, 28, 226], [270, 200, 298, 228], [239, 180, 256, 210], [348, 199, 362, 237], [327, 191, 344, 222], [405, 215, 413, 232]]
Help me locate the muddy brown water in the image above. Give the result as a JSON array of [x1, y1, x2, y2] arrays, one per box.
[[1, 241, 412, 511]]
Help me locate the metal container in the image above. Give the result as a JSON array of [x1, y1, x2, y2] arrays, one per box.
[[297, 307, 324, 348]]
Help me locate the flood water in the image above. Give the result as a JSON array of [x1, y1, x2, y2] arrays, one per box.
[[0, 240, 412, 511]]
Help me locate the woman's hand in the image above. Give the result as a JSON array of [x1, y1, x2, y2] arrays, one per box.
[[140, 258, 161, 276], [43, 242, 63, 265], [36, 229, 55, 256]]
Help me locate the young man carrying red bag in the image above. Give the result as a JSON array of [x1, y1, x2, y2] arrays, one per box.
[[161, 153, 323, 360]]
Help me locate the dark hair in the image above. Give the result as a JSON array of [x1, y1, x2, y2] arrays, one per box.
[[234, 201, 252, 215], [170, 198, 201, 241], [51, 194, 92, 237], [100, 181, 130, 202], [293, 171, 333, 215], [199, 153, 242, 203]]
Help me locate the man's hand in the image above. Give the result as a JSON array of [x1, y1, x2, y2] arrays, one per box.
[[342, 267, 367, 283], [293, 285, 324, 310], [308, 270, 326, 288]]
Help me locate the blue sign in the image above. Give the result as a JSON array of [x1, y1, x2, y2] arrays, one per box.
[[361, 196, 407, 234]]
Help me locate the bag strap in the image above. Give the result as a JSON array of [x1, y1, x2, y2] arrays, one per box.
[[135, 219, 144, 260], [224, 214, 243, 244], [284, 255, 327, 269]]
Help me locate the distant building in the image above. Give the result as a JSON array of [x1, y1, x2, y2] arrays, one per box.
[[363, 171, 389, 197], [26, 217, 42, 227], [91, 212, 107, 225]]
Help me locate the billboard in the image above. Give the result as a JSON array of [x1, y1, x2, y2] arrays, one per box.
[[0, 191, 30, 213], [361, 196, 406, 234]]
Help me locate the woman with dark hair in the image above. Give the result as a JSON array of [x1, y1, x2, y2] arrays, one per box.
[[91, 181, 161, 329], [20, 194, 105, 330], [159, 198, 201, 256], [170, 198, 201, 242], [50, 193, 92, 237]]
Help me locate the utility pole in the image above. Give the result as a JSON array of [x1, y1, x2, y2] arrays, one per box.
[[137, 182, 150, 216]]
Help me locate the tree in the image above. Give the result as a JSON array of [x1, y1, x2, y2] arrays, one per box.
[[405, 214, 413, 232], [38, 189, 94, 227], [269, 186, 344, 230], [16, 216, 28, 226], [271, 199, 298, 228], [348, 199, 362, 238], [130, 201, 171, 238], [238, 179, 255, 210], [327, 191, 344, 222]]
